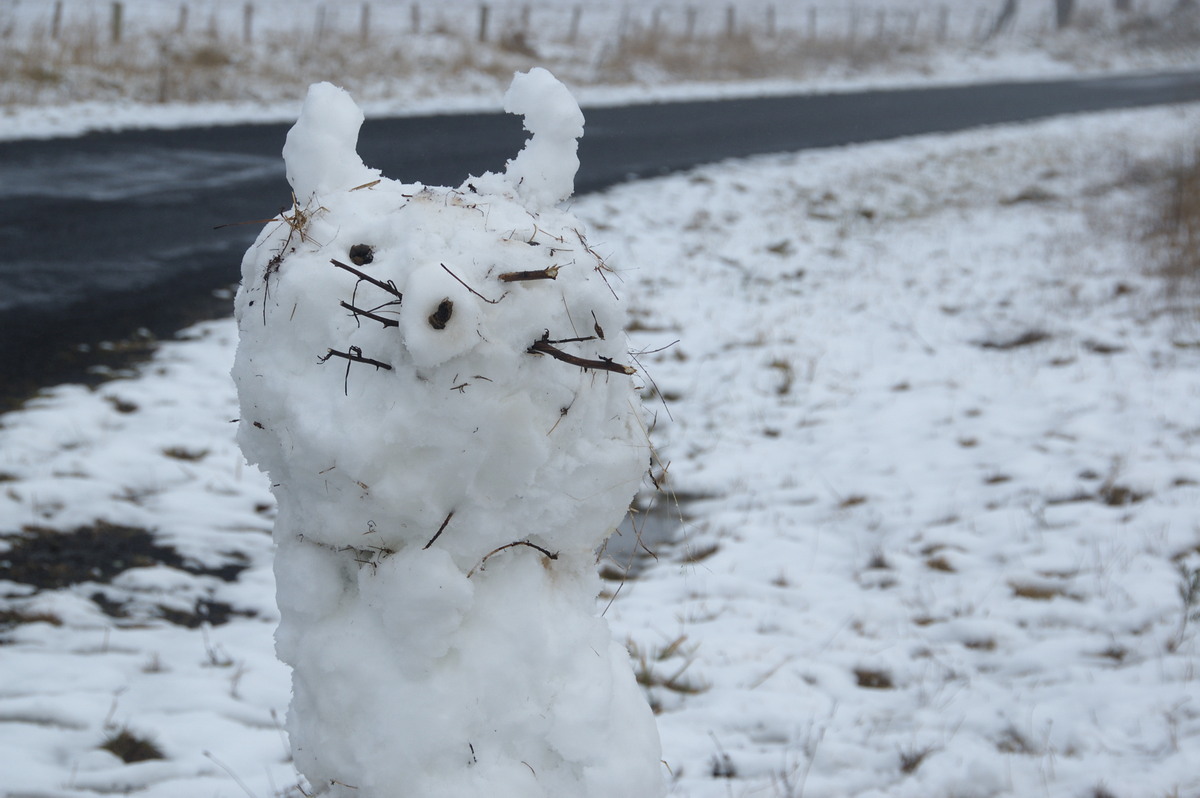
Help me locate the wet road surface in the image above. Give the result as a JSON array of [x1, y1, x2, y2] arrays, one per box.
[[2, 69, 1200, 408]]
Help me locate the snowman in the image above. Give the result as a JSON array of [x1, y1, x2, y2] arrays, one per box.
[[232, 69, 664, 798]]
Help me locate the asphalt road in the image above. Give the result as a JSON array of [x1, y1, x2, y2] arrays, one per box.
[[2, 69, 1200, 406]]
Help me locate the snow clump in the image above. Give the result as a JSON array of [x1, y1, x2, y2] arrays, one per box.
[[231, 69, 663, 798]]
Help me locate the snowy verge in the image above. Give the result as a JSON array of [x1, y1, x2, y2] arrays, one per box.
[[1, 103, 1199, 797]]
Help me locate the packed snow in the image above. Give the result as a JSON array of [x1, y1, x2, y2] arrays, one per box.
[[2, 92, 1199, 796], [231, 72, 661, 797]]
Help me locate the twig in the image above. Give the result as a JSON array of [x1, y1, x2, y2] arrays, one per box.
[[575, 227, 619, 299], [319, 347, 392, 370], [441, 263, 503, 304], [202, 751, 256, 798], [319, 346, 392, 395], [632, 339, 680, 356], [340, 301, 399, 328], [468, 540, 559, 577], [546, 334, 597, 344], [546, 403, 571, 435], [423, 511, 455, 550], [498, 265, 559, 282], [331, 258, 403, 300], [629, 350, 674, 422], [528, 336, 635, 375]]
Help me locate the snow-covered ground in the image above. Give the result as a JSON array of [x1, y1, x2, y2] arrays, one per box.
[[2, 95, 1199, 795], [2, 0, 1199, 140]]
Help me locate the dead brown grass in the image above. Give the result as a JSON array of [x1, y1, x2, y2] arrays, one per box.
[[593, 29, 924, 84], [1156, 143, 1200, 321], [100, 727, 165, 763], [0, 11, 939, 109], [1119, 4, 1200, 51], [3, 6, 1193, 112]]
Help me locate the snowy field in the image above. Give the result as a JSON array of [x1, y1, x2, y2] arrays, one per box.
[[2, 94, 1200, 796], [3, 0, 1200, 139]]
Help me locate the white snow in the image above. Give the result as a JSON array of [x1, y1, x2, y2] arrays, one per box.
[[230, 73, 661, 797], [502, 67, 586, 208], [281, 83, 381, 202], [2, 99, 1199, 798]]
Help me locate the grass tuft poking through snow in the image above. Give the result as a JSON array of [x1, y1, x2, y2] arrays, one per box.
[[99, 726, 166, 764], [1152, 141, 1200, 323]]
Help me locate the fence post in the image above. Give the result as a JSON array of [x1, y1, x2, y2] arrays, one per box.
[[972, 7, 987, 38], [1055, 0, 1075, 28], [314, 4, 325, 39], [725, 4, 736, 38], [937, 5, 948, 41], [243, 2, 254, 43], [411, 3, 420, 34], [51, 1, 63, 39], [478, 3, 489, 42], [568, 5, 581, 43], [177, 4, 189, 35], [684, 5, 697, 40], [111, 1, 124, 44], [808, 6, 817, 40], [765, 4, 776, 38], [360, 3, 370, 42], [875, 8, 885, 39], [157, 45, 170, 103]]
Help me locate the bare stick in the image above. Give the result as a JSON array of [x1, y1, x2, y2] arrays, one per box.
[[441, 263, 502, 304], [319, 346, 392, 395], [528, 337, 635, 375], [546, 334, 596, 345], [468, 540, 559, 577], [340, 301, 399, 328], [632, 339, 681, 356], [498, 265, 559, 282], [319, 347, 392, 371], [423, 511, 455, 550], [331, 258, 403, 300]]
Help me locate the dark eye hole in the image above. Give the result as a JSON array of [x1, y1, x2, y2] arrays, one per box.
[[428, 299, 454, 330]]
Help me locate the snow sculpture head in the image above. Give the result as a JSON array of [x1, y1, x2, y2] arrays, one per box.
[[232, 70, 663, 798]]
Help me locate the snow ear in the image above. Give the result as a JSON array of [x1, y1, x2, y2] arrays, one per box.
[[503, 68, 585, 210], [283, 82, 381, 202]]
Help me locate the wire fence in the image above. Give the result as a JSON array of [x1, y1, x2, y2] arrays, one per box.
[[3, 0, 1187, 48], [0, 0, 1192, 107]]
